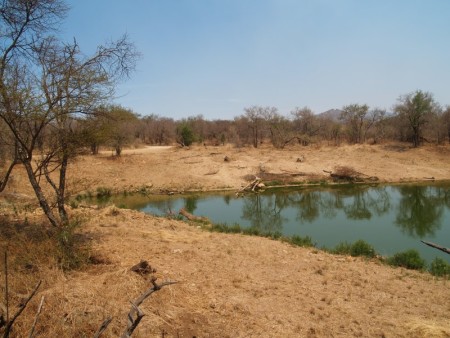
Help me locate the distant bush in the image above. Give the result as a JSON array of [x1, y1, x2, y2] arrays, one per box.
[[387, 249, 426, 270], [429, 257, 450, 277]]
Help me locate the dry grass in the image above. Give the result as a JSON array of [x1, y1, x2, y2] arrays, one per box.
[[1, 143, 450, 337]]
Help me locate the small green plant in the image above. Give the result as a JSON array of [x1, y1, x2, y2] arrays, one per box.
[[289, 235, 315, 248], [350, 240, 376, 258], [330, 242, 352, 255], [96, 187, 112, 199], [429, 257, 450, 277], [56, 219, 90, 270], [330, 240, 376, 258], [387, 249, 426, 271], [210, 223, 242, 233]]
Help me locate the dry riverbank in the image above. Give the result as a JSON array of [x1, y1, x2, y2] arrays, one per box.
[[1, 142, 450, 337]]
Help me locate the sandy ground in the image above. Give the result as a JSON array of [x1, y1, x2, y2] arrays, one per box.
[[1, 143, 450, 337]]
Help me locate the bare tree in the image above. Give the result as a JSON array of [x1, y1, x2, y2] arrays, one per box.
[[340, 104, 370, 144], [291, 106, 321, 145], [0, 0, 138, 227], [243, 106, 277, 148]]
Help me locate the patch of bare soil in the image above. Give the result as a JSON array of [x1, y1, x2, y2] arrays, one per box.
[[66, 142, 450, 194], [1, 143, 450, 337]]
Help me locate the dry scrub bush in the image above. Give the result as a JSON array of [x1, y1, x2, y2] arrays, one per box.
[[333, 166, 359, 179], [0, 216, 106, 337]]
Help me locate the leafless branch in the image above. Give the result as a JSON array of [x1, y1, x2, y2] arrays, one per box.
[[28, 296, 44, 338], [93, 317, 112, 338], [2, 280, 42, 338], [120, 279, 178, 338]]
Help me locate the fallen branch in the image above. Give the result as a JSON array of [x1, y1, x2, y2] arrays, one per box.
[[2, 280, 41, 338], [237, 177, 265, 195], [179, 208, 209, 223], [28, 296, 44, 338], [421, 240, 450, 255], [121, 278, 178, 338], [93, 317, 112, 338]]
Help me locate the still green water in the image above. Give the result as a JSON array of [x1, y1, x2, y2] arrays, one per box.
[[99, 183, 450, 264]]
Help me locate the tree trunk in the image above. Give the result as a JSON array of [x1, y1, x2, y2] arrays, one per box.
[[57, 153, 69, 225], [23, 160, 60, 228]]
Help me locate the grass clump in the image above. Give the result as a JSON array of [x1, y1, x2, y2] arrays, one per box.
[[210, 223, 242, 234], [330, 240, 376, 258], [387, 249, 426, 271], [330, 242, 352, 255], [287, 235, 315, 248], [56, 219, 91, 270], [96, 187, 112, 199], [429, 257, 450, 277]]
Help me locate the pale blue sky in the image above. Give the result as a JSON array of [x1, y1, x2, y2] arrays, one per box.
[[62, 0, 450, 119]]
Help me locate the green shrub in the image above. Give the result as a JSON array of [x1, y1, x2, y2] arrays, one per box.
[[429, 257, 450, 277], [331, 242, 352, 255], [330, 240, 376, 258], [350, 240, 376, 258], [56, 219, 90, 270], [289, 235, 315, 248], [387, 249, 426, 270]]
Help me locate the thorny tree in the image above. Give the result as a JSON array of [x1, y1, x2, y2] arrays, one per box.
[[0, 0, 138, 228]]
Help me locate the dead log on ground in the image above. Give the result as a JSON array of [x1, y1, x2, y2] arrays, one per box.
[[236, 177, 265, 195], [179, 208, 209, 223], [421, 240, 450, 255]]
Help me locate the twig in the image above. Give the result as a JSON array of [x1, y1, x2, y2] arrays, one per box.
[[28, 296, 44, 338], [3, 280, 42, 338], [4, 252, 8, 324], [120, 279, 178, 338], [93, 317, 113, 338]]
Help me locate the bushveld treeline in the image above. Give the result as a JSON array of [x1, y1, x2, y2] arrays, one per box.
[[41, 90, 448, 154]]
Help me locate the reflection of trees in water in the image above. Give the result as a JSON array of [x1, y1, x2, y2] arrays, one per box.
[[241, 194, 284, 233], [434, 186, 450, 209], [288, 191, 321, 222], [184, 196, 199, 213], [151, 199, 178, 215], [223, 194, 231, 205], [395, 186, 444, 237], [343, 191, 372, 220], [285, 186, 391, 223]]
